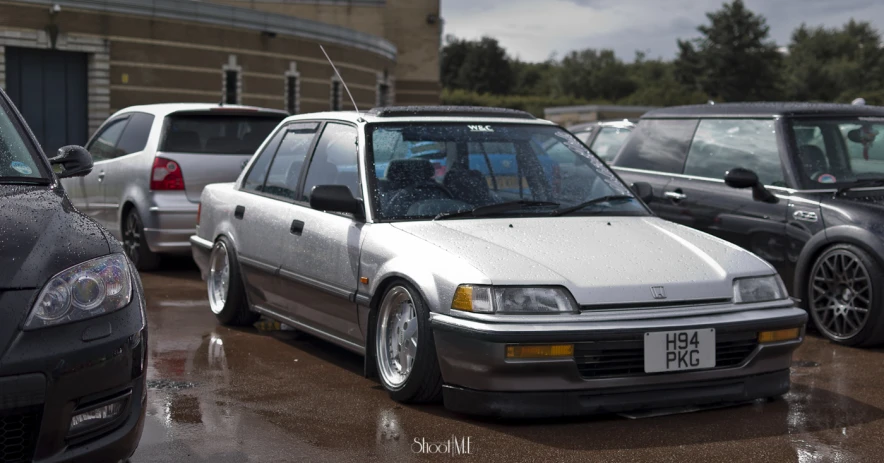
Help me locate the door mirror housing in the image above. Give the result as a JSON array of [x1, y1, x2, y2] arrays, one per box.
[[49, 145, 93, 178], [630, 182, 653, 203], [310, 185, 364, 219], [724, 167, 778, 204]]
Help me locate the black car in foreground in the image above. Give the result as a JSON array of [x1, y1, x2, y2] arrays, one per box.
[[612, 102, 884, 347], [0, 88, 146, 462]]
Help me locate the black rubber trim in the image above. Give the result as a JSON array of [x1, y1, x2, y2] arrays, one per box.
[[441, 369, 791, 418], [354, 292, 372, 306], [237, 255, 277, 274], [277, 268, 353, 300], [430, 312, 808, 343]]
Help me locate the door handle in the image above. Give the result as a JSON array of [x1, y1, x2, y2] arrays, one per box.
[[664, 190, 687, 201], [234, 205, 245, 219], [97, 171, 105, 182], [290, 220, 304, 236]]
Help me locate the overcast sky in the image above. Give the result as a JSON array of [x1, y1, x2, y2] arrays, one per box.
[[440, 0, 884, 62]]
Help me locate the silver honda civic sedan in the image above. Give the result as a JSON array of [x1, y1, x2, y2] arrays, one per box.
[[190, 106, 807, 417]]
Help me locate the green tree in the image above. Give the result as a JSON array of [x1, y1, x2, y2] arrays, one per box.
[[675, 0, 783, 102], [557, 48, 636, 101], [440, 36, 513, 95]]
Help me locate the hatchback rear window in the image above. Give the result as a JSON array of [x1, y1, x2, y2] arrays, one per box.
[[160, 112, 284, 154]]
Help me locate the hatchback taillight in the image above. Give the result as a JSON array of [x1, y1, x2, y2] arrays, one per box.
[[151, 157, 185, 190]]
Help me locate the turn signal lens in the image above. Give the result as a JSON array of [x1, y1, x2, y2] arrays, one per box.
[[506, 344, 574, 359], [758, 328, 801, 343], [451, 285, 493, 313]]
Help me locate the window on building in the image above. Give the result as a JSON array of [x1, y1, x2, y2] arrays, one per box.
[[377, 82, 390, 107], [331, 79, 342, 111], [224, 69, 239, 105], [286, 75, 299, 115]]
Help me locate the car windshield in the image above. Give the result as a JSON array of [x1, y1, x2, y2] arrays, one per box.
[[0, 98, 46, 182], [367, 123, 648, 220], [791, 117, 884, 188]]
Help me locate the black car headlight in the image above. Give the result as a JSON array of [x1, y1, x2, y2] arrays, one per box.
[[24, 254, 133, 330]]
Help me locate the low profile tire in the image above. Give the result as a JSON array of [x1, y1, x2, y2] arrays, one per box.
[[207, 237, 259, 326], [122, 209, 160, 271], [374, 281, 442, 403], [808, 244, 884, 347]]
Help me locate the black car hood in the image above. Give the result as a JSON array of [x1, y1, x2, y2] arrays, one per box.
[[0, 185, 110, 289]]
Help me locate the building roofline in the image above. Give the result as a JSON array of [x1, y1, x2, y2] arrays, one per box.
[[18, 0, 397, 60]]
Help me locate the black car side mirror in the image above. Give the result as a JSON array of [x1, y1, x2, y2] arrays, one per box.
[[310, 185, 364, 219], [631, 182, 653, 203], [49, 145, 93, 178], [724, 168, 778, 204]]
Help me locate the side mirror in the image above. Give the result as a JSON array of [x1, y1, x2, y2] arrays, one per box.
[[724, 167, 777, 204], [49, 145, 93, 178], [631, 182, 653, 203], [847, 129, 863, 143], [310, 185, 364, 218]]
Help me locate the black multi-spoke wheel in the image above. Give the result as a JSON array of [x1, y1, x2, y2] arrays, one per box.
[[122, 209, 159, 271], [808, 244, 884, 346]]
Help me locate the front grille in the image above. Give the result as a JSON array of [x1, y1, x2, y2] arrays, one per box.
[[574, 330, 759, 379], [0, 408, 41, 463]]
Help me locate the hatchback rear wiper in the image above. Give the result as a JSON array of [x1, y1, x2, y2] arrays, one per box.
[[0, 176, 51, 185], [549, 195, 635, 217], [434, 200, 560, 220], [837, 178, 884, 195]]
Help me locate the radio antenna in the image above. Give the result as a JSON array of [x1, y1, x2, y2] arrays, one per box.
[[320, 45, 360, 114]]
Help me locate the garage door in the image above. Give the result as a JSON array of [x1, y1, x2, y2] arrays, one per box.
[[5, 46, 88, 154]]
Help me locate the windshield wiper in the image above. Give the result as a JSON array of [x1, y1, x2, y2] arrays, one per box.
[[0, 176, 51, 185], [837, 178, 884, 195], [434, 200, 560, 220], [549, 195, 635, 217]]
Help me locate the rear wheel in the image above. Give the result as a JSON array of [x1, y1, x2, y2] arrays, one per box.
[[808, 244, 884, 346], [208, 237, 259, 326], [122, 209, 159, 271], [374, 281, 442, 403]]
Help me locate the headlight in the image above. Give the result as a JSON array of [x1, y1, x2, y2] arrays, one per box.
[[24, 254, 133, 330], [733, 275, 786, 304], [451, 285, 578, 314]]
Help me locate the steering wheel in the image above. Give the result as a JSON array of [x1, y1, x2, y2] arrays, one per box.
[[385, 182, 454, 217]]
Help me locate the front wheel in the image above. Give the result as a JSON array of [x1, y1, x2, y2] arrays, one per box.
[[374, 281, 442, 403], [808, 244, 884, 346], [208, 237, 259, 326]]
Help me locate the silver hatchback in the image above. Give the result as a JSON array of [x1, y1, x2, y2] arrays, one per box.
[[63, 103, 287, 269], [191, 106, 807, 417]]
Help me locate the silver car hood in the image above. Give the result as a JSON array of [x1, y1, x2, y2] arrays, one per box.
[[391, 216, 775, 306]]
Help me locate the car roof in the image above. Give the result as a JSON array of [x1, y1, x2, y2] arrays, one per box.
[[280, 106, 557, 126], [643, 102, 884, 119], [111, 103, 289, 119], [568, 119, 636, 132]]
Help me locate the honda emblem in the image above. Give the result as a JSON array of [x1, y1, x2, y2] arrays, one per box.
[[651, 286, 666, 299]]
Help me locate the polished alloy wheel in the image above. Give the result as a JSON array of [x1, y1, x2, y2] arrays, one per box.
[[208, 242, 231, 315], [810, 250, 872, 341], [376, 286, 419, 389], [123, 213, 141, 264]]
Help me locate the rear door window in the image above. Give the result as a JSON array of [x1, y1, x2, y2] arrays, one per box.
[[160, 112, 285, 154], [613, 119, 697, 173], [242, 127, 287, 193], [683, 119, 784, 186], [262, 123, 320, 201], [115, 112, 155, 156]]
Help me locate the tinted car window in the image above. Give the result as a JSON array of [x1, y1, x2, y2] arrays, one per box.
[[684, 119, 784, 186], [613, 119, 697, 173], [87, 118, 128, 161], [0, 96, 45, 179], [160, 113, 284, 154], [262, 125, 318, 200], [115, 112, 155, 156], [242, 127, 286, 193], [301, 123, 360, 201]]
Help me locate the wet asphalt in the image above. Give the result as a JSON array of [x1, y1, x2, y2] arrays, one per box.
[[131, 260, 884, 462]]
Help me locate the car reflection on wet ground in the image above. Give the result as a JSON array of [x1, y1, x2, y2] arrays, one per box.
[[132, 262, 884, 462]]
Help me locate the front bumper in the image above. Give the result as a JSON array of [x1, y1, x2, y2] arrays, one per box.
[[0, 287, 148, 462], [431, 306, 806, 417], [190, 235, 213, 280]]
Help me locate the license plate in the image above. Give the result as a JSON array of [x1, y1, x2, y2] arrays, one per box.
[[644, 328, 715, 373]]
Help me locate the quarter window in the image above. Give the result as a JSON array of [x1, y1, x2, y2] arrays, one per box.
[[87, 118, 128, 161], [115, 113, 155, 156], [684, 119, 784, 186], [301, 123, 359, 201], [614, 119, 697, 173], [262, 124, 319, 201]]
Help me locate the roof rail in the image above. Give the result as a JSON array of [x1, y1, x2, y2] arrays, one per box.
[[368, 106, 536, 120]]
